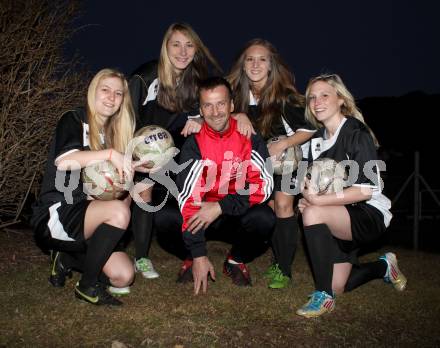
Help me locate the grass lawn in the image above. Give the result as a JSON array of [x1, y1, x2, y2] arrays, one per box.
[[1, 229, 439, 347]]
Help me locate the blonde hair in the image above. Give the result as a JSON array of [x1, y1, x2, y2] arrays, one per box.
[[305, 73, 379, 147], [86, 68, 135, 152], [227, 38, 305, 138], [157, 22, 222, 112]]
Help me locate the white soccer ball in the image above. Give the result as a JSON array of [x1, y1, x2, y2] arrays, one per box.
[[132, 125, 177, 169], [305, 158, 348, 194], [82, 160, 128, 200], [267, 135, 302, 175]]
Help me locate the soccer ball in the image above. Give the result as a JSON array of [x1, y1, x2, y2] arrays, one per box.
[[304, 158, 348, 195], [82, 160, 128, 200], [131, 125, 176, 169], [267, 135, 303, 175]]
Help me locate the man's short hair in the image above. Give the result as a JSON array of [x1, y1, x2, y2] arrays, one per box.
[[198, 76, 232, 99]]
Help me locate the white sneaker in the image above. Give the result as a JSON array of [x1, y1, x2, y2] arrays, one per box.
[[108, 286, 130, 296], [379, 252, 407, 291], [135, 258, 159, 279]]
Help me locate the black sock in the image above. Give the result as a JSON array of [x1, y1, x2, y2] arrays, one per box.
[[132, 203, 153, 260], [303, 223, 338, 295], [60, 252, 85, 272], [98, 273, 111, 286], [344, 261, 387, 292], [79, 223, 125, 289], [271, 216, 298, 277]]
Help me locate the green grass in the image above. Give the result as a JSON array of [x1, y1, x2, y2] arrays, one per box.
[[1, 231, 440, 347]]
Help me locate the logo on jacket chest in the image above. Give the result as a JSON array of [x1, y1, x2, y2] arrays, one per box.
[[219, 151, 244, 181], [311, 138, 323, 160]]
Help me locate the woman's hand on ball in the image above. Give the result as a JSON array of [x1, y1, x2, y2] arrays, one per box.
[[267, 138, 288, 159], [109, 149, 132, 182]]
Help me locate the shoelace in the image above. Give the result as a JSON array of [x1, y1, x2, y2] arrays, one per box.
[[137, 259, 152, 271], [272, 266, 285, 281], [264, 264, 277, 278], [308, 291, 327, 310]]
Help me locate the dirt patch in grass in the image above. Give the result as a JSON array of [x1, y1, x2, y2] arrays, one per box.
[[0, 228, 47, 273], [1, 230, 440, 347]]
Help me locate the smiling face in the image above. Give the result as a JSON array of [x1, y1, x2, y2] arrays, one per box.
[[167, 30, 196, 74], [199, 85, 234, 133], [244, 44, 271, 90], [94, 76, 124, 123], [307, 80, 344, 124]]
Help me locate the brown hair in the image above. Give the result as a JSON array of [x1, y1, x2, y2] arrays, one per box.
[[228, 38, 304, 137], [157, 22, 222, 112]]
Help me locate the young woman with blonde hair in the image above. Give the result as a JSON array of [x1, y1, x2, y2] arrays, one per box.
[[296, 73, 406, 318], [32, 68, 136, 305]]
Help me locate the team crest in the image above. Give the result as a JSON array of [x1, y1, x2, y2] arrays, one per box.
[[229, 156, 244, 180]]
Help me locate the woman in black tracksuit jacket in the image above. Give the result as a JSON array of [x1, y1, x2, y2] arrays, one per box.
[[128, 22, 222, 278]]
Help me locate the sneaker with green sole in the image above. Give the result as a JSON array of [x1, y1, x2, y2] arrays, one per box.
[[268, 267, 290, 289], [264, 263, 279, 279], [108, 286, 131, 296]]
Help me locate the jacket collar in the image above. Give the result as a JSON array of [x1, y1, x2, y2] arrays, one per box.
[[202, 117, 237, 139]]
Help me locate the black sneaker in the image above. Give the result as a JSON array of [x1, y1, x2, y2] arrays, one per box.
[[176, 259, 193, 283], [223, 256, 252, 286], [74, 282, 122, 306], [49, 251, 72, 287]]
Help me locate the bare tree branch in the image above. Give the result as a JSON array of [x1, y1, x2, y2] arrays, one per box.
[[0, 0, 89, 225]]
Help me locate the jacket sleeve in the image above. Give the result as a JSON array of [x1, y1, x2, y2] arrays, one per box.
[[176, 136, 209, 258], [348, 128, 379, 187], [218, 133, 274, 215], [128, 61, 158, 127], [283, 105, 316, 133], [54, 110, 83, 161]]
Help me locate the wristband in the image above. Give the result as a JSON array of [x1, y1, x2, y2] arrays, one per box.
[[187, 114, 201, 119]]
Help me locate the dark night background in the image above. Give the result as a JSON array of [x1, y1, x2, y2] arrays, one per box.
[[67, 0, 439, 98], [66, 0, 439, 250]]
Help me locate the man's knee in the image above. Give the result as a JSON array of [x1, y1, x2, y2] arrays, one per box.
[[155, 203, 182, 231], [242, 205, 275, 237]]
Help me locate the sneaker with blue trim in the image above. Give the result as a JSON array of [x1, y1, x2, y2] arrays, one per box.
[[135, 258, 159, 279], [268, 265, 290, 289], [379, 252, 407, 291], [296, 290, 335, 318]]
